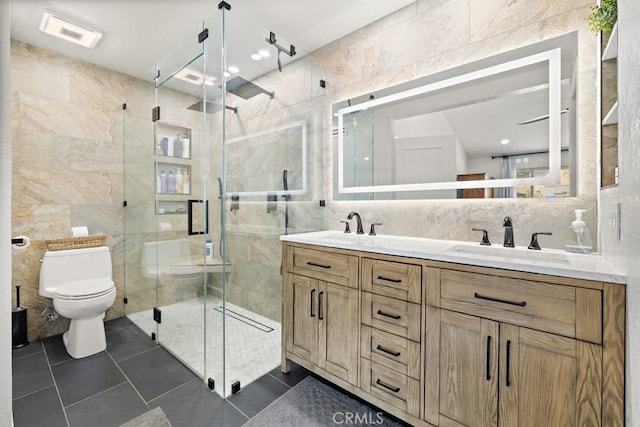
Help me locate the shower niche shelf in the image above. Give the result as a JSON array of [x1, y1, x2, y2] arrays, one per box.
[[155, 122, 192, 159], [157, 162, 191, 195], [157, 200, 188, 215]]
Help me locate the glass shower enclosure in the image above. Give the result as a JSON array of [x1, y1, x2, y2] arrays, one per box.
[[123, 4, 325, 397]]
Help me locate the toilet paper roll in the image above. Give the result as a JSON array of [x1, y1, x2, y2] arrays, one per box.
[[11, 236, 30, 251], [72, 226, 89, 237]]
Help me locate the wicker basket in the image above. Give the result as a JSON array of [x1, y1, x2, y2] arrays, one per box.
[[45, 234, 107, 251]]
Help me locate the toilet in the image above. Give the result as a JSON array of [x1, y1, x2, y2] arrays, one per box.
[[39, 246, 116, 359]]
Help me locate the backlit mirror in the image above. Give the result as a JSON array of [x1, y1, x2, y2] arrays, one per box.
[[333, 33, 577, 200]]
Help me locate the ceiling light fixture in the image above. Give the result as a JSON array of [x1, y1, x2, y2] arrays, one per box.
[[258, 50, 270, 58], [175, 68, 204, 85], [39, 10, 103, 48], [501, 139, 510, 145], [251, 53, 262, 61]]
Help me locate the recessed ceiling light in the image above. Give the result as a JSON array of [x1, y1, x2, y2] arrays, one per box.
[[39, 10, 103, 48], [258, 50, 270, 58], [500, 139, 510, 145], [228, 66, 239, 74], [251, 53, 262, 61], [223, 71, 231, 78]]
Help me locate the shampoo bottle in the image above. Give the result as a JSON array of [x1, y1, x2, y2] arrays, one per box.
[[182, 133, 190, 158], [175, 168, 184, 194], [167, 170, 176, 193], [205, 239, 213, 262]]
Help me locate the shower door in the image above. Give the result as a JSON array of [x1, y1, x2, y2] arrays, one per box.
[[124, 5, 326, 398]]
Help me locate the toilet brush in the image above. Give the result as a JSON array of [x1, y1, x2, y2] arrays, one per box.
[[12, 285, 29, 349]]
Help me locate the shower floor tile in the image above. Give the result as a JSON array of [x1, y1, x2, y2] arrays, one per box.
[[128, 297, 281, 397]]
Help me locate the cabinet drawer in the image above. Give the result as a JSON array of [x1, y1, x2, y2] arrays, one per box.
[[288, 246, 358, 288], [360, 358, 420, 417], [362, 258, 421, 303], [362, 292, 421, 342], [361, 325, 420, 379], [440, 270, 601, 341]]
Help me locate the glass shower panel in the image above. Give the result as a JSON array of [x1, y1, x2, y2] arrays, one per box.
[[219, 8, 326, 396], [123, 84, 156, 328], [153, 24, 211, 379]]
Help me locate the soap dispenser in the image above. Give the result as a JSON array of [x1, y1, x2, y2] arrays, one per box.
[[565, 209, 593, 253]]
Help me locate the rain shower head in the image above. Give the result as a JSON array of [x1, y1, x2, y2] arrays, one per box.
[[225, 76, 274, 100], [186, 100, 238, 114]]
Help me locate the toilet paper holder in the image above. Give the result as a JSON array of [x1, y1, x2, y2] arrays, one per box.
[[11, 237, 26, 246]]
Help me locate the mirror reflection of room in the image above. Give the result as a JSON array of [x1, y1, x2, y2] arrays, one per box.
[[334, 32, 577, 200]]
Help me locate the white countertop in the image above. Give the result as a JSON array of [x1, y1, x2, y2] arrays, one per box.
[[281, 230, 626, 284]]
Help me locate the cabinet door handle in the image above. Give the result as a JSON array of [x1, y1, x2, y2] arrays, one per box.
[[376, 310, 401, 320], [318, 291, 324, 320], [506, 340, 512, 387], [310, 289, 316, 317], [307, 261, 331, 269], [376, 345, 401, 357], [377, 275, 401, 283], [474, 292, 526, 307], [376, 379, 400, 393], [486, 335, 492, 381]]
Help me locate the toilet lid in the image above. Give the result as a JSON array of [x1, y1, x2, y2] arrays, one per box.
[[55, 279, 115, 299]]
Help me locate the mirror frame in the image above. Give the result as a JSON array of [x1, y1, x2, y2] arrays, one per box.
[[336, 48, 562, 195]]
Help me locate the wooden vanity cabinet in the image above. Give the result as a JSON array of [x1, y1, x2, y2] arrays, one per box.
[[283, 245, 359, 385], [426, 267, 624, 427], [282, 242, 625, 427]]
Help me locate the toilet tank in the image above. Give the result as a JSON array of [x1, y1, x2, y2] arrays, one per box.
[[39, 246, 112, 298]]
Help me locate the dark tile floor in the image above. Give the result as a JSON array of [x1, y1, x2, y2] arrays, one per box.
[[12, 316, 311, 427]]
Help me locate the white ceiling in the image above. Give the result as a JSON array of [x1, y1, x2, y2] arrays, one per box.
[[9, 0, 415, 80]]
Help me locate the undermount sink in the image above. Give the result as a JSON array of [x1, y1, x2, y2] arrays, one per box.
[[447, 244, 570, 264]]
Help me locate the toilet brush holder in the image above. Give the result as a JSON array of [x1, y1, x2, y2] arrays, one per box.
[[12, 285, 29, 349]]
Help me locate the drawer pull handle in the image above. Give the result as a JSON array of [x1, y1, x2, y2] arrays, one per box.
[[310, 289, 316, 317], [377, 275, 401, 283], [376, 379, 400, 393], [474, 292, 526, 307], [377, 310, 401, 320], [506, 340, 512, 387], [318, 291, 324, 320], [376, 345, 401, 357], [486, 335, 492, 381], [307, 261, 331, 269]]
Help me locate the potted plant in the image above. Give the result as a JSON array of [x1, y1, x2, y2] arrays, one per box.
[[586, 0, 617, 33]]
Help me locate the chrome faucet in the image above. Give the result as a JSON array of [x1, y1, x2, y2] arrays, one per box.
[[503, 216, 514, 247], [347, 211, 364, 234]]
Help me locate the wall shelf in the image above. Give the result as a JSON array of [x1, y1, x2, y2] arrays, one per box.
[[600, 22, 619, 189], [603, 100, 618, 125], [602, 22, 618, 61]]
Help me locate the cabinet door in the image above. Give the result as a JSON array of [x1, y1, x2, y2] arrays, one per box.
[[318, 281, 359, 385], [499, 324, 601, 427], [439, 310, 499, 427], [285, 274, 318, 365]]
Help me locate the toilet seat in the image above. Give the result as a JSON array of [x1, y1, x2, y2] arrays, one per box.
[[55, 279, 115, 300]]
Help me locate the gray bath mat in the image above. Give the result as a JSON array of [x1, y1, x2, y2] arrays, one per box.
[[244, 376, 405, 426], [119, 407, 172, 427]]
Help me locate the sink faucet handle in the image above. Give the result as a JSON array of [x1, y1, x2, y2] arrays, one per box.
[[471, 228, 491, 246], [340, 220, 351, 234], [369, 223, 382, 236], [528, 232, 552, 250]]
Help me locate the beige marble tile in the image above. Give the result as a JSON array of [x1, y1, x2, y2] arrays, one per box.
[[17, 167, 113, 205], [16, 93, 113, 142]]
